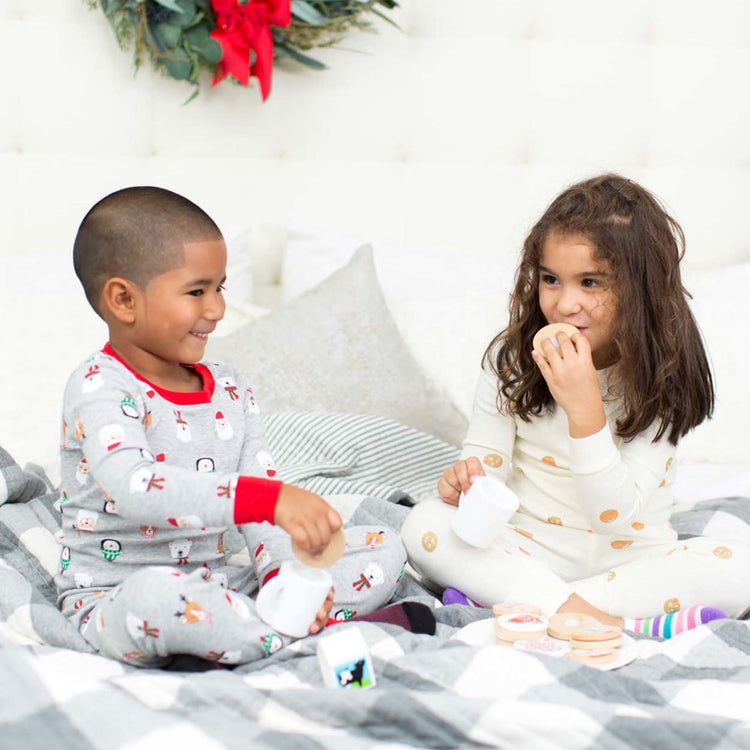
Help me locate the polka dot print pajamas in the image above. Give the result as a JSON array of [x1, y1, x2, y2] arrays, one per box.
[[402, 368, 750, 618]]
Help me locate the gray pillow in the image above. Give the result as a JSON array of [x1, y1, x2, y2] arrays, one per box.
[[206, 245, 468, 446]]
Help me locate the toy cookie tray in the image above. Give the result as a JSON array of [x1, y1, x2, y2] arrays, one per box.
[[452, 606, 638, 671]]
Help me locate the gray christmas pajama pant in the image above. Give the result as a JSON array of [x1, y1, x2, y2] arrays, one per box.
[[80, 523, 407, 666]]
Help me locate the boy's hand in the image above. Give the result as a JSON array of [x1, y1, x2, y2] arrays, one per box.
[[438, 457, 485, 505], [532, 331, 606, 438], [308, 587, 335, 635], [274, 485, 343, 556]]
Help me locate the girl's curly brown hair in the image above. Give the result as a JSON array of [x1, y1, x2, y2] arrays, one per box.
[[485, 173, 714, 445]]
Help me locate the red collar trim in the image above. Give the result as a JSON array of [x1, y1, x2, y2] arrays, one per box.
[[102, 343, 215, 405]]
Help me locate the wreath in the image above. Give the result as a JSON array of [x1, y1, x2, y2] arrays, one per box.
[[93, 0, 399, 101]]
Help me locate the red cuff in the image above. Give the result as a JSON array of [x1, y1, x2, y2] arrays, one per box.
[[233, 476, 282, 524]]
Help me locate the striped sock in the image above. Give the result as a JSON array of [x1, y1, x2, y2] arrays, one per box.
[[624, 605, 727, 638]]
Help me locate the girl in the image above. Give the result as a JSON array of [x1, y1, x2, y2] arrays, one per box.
[[402, 174, 749, 637]]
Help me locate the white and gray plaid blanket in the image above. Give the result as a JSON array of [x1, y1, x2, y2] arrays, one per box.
[[2, 414, 750, 749]]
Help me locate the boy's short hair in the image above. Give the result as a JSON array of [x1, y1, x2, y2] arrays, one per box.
[[73, 186, 223, 313]]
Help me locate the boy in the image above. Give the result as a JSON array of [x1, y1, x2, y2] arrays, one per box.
[[56, 186, 406, 666]]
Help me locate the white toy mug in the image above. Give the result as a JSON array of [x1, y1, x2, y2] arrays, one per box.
[[255, 559, 332, 638], [452, 475, 519, 548]]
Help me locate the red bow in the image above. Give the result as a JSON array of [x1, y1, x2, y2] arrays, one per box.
[[210, 0, 291, 101]]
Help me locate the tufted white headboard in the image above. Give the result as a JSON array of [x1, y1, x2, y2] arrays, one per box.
[[2, 0, 750, 269], [2, 0, 750, 479]]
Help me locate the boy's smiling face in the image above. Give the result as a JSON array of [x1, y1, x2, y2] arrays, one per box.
[[128, 238, 227, 377]]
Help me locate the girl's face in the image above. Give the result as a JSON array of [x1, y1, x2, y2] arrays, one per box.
[[537, 231, 618, 369]]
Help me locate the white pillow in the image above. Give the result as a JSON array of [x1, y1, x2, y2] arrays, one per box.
[[225, 223, 288, 309]]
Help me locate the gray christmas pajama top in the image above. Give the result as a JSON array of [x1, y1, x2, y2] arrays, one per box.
[[55, 346, 405, 666]]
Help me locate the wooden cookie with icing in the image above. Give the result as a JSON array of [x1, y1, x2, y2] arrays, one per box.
[[547, 612, 600, 640], [494, 612, 548, 643], [532, 323, 580, 354]]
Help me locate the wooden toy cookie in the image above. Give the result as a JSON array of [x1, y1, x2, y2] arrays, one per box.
[[547, 612, 600, 640], [566, 648, 618, 666], [492, 602, 543, 617], [532, 323, 579, 354], [512, 635, 571, 658], [569, 623, 623, 651], [292, 527, 347, 568], [494, 612, 548, 643], [571, 634, 623, 650]]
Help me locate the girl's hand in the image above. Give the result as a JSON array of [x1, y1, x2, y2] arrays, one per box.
[[532, 331, 606, 438], [274, 485, 343, 556], [308, 587, 334, 635], [438, 457, 485, 505]]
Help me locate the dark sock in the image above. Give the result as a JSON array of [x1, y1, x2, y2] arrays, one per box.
[[346, 602, 436, 635]]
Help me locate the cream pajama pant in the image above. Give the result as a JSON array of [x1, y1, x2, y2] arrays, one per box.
[[402, 500, 750, 619]]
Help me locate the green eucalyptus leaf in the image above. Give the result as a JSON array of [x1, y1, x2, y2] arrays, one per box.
[[184, 24, 222, 64], [202, 38, 223, 64], [184, 24, 210, 46], [163, 49, 194, 79], [157, 22, 182, 48], [275, 43, 326, 70], [153, 0, 183, 12], [149, 23, 169, 52], [291, 0, 327, 25], [171, 0, 197, 28], [185, 9, 206, 29]]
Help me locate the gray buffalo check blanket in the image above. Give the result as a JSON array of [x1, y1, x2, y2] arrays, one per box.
[[2, 413, 750, 750]]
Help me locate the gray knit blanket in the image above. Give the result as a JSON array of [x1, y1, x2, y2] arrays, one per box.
[[2, 414, 750, 750]]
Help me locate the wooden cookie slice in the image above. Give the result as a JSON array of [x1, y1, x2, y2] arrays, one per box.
[[547, 612, 600, 640], [494, 612, 548, 642], [569, 623, 622, 641], [570, 635, 623, 650], [291, 527, 347, 568], [569, 623, 623, 650], [532, 323, 580, 354], [566, 648, 618, 666]]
